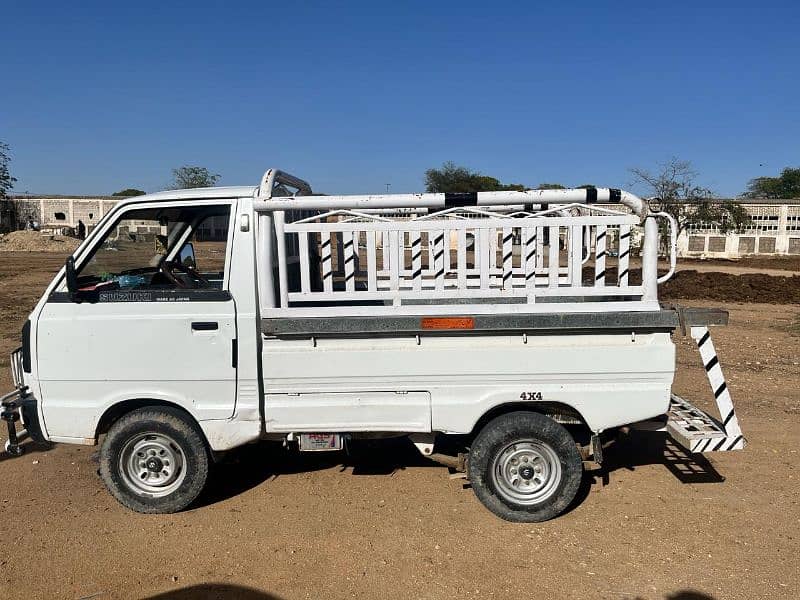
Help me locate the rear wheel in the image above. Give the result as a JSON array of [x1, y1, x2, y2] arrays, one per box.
[[468, 411, 583, 522], [99, 407, 209, 513]]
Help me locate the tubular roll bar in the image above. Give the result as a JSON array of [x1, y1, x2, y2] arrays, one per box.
[[254, 187, 649, 220]]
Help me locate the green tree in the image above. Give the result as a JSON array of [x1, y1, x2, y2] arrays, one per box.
[[112, 188, 146, 197], [536, 183, 565, 190], [169, 166, 221, 190], [629, 157, 749, 234], [424, 162, 526, 193], [744, 167, 800, 199], [0, 142, 17, 199]]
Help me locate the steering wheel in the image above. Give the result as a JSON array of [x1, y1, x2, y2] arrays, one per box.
[[159, 260, 211, 288]]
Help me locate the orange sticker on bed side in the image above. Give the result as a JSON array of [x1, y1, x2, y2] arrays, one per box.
[[420, 317, 475, 330]]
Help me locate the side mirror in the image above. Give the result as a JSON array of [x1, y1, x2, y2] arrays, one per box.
[[65, 256, 81, 303], [179, 242, 197, 269]]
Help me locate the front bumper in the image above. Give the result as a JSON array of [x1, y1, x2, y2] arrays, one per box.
[[2, 348, 46, 456], [1, 386, 42, 455]]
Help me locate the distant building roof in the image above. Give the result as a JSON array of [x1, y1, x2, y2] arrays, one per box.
[[8, 194, 120, 200]]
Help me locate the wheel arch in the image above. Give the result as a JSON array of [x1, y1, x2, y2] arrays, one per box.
[[95, 398, 206, 443], [470, 401, 592, 441]]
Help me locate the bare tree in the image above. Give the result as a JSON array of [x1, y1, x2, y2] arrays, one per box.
[[169, 166, 220, 190], [629, 157, 749, 234]]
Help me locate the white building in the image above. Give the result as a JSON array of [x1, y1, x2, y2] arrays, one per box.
[[677, 199, 800, 258], [3, 195, 227, 240]]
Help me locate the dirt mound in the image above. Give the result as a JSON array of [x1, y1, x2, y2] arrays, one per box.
[[661, 270, 800, 304], [690, 256, 800, 273], [0, 230, 81, 253]]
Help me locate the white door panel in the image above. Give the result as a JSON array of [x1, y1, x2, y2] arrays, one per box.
[[37, 299, 237, 435]]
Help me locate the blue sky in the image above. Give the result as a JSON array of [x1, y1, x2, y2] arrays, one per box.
[[2, 1, 798, 197]]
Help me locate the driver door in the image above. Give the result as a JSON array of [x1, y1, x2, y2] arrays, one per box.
[[35, 200, 238, 440]]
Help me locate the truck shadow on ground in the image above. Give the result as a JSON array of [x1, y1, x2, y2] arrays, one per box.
[[197, 430, 724, 511], [587, 429, 725, 489], [196, 436, 438, 508], [144, 583, 282, 599], [142, 583, 715, 600], [0, 441, 52, 463]]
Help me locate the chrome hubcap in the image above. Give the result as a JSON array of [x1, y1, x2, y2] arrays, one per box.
[[491, 440, 561, 505], [119, 433, 186, 497]]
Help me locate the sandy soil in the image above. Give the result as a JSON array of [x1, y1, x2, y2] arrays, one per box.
[[0, 230, 81, 252], [0, 252, 798, 600]]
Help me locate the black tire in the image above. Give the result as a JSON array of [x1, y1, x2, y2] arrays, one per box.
[[468, 411, 583, 522], [99, 406, 209, 514]]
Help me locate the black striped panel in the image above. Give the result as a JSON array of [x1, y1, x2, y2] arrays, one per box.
[[697, 330, 711, 347], [704, 355, 719, 372], [444, 192, 477, 207], [722, 409, 736, 428], [726, 435, 743, 450]]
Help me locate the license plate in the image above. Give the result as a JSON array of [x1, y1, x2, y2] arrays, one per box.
[[298, 433, 343, 452]]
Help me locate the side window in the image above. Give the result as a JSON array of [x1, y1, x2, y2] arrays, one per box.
[[188, 214, 230, 279], [75, 204, 232, 293]]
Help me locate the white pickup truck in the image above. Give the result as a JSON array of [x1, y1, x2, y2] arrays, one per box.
[[1, 168, 744, 522]]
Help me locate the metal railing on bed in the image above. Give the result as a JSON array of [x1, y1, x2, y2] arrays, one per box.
[[253, 173, 674, 318]]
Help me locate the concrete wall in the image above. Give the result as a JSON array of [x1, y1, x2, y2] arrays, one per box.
[[7, 195, 229, 241], [677, 203, 800, 258], [8, 195, 120, 233]]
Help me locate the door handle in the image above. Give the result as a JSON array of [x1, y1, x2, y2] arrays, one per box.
[[191, 321, 218, 331]]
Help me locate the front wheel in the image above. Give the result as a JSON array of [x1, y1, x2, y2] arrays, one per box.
[[99, 407, 209, 513], [468, 411, 583, 522]]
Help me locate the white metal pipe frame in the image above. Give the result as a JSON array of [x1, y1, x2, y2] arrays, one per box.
[[251, 171, 676, 317]]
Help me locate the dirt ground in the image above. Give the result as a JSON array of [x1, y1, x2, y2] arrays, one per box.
[[0, 252, 798, 600], [685, 255, 800, 273]]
